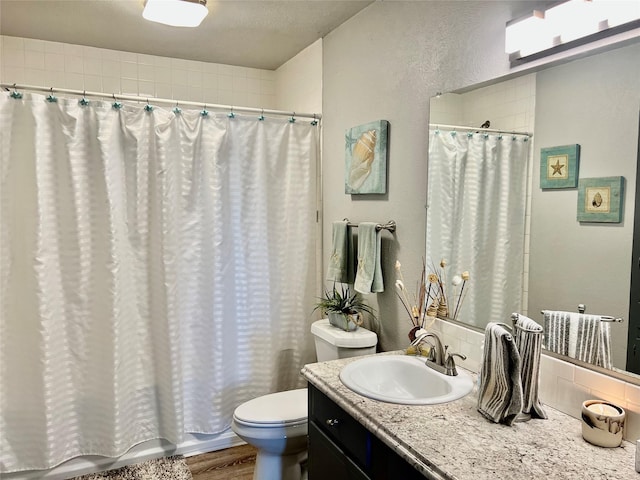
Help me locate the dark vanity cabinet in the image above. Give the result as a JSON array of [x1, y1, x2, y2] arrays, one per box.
[[308, 384, 427, 480]]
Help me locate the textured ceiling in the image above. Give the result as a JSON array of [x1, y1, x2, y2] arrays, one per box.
[[0, 0, 374, 70]]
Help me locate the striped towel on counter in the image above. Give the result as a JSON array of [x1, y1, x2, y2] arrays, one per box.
[[542, 310, 612, 369], [513, 314, 547, 420], [477, 322, 523, 426]]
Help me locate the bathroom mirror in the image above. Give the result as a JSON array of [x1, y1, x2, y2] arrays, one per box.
[[427, 41, 640, 379]]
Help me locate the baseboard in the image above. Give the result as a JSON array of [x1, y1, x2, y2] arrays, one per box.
[[3, 430, 244, 480]]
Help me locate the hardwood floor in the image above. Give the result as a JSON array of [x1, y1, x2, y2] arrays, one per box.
[[186, 444, 257, 480]]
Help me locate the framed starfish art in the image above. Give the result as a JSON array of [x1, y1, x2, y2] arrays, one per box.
[[540, 144, 580, 189]]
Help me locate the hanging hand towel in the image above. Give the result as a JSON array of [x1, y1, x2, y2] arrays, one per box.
[[354, 222, 384, 294], [513, 314, 547, 420], [326, 221, 355, 284], [597, 321, 613, 370], [477, 322, 523, 426], [543, 310, 611, 368], [542, 310, 570, 357]]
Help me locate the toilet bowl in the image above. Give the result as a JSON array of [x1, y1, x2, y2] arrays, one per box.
[[231, 319, 378, 480], [232, 388, 308, 480]]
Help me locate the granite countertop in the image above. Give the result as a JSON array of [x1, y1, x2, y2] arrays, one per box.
[[301, 353, 637, 480]]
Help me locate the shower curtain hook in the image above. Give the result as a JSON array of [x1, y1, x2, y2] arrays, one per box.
[[258, 108, 265, 121], [289, 112, 296, 123], [9, 83, 23, 99], [79, 90, 90, 106], [144, 98, 154, 112], [46, 87, 57, 103], [310, 113, 318, 126], [228, 106, 235, 118], [201, 104, 209, 117], [173, 101, 182, 115], [112, 93, 122, 110]]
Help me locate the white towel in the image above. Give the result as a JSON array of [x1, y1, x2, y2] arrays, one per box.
[[354, 222, 384, 294], [513, 314, 547, 420], [477, 322, 523, 426], [326, 221, 355, 284], [543, 310, 612, 369]]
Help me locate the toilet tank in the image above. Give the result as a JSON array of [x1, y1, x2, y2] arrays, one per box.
[[311, 319, 378, 362]]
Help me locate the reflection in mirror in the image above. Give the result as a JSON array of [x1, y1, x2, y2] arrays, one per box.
[[427, 42, 640, 378]]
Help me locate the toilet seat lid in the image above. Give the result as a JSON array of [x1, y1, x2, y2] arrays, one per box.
[[233, 388, 308, 426]]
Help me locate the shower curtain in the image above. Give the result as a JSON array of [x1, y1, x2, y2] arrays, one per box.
[[0, 92, 318, 473], [426, 129, 530, 328]]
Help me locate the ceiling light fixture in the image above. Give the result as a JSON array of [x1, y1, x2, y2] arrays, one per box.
[[506, 0, 640, 66], [143, 0, 208, 28]]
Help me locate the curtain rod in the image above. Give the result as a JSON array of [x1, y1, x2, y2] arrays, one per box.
[[429, 123, 532, 137], [1, 83, 322, 121]]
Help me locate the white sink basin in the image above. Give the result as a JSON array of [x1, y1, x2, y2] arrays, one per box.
[[339, 354, 474, 405]]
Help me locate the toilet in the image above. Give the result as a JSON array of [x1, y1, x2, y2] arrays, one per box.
[[231, 318, 378, 480]]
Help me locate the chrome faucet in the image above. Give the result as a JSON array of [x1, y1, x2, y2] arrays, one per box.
[[411, 331, 466, 376]]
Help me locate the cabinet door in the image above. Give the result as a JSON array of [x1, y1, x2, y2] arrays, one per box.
[[308, 421, 370, 480], [309, 385, 370, 469]]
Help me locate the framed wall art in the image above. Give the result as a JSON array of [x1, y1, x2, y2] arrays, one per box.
[[344, 120, 389, 194], [540, 144, 580, 189], [577, 176, 625, 223]]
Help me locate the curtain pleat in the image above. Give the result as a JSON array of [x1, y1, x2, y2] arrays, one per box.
[[426, 130, 529, 327], [0, 92, 318, 473]]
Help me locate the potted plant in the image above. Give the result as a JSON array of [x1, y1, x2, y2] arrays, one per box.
[[313, 284, 376, 331]]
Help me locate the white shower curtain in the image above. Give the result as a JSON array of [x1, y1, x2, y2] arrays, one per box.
[[0, 92, 318, 473], [426, 129, 529, 328]]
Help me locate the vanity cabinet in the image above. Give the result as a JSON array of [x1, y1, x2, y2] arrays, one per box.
[[308, 384, 426, 480]]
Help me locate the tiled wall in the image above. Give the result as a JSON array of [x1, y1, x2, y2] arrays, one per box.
[[429, 74, 535, 136], [433, 318, 640, 442], [1, 35, 277, 109]]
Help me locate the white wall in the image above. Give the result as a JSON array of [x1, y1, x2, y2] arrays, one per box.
[[322, 1, 533, 352], [529, 43, 640, 369], [275, 39, 322, 115]]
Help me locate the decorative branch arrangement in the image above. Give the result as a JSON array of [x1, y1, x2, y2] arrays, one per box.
[[395, 259, 470, 338]]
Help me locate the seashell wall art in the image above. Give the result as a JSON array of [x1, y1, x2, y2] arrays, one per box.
[[344, 120, 389, 194]]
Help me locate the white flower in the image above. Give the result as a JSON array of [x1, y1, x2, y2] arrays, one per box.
[[452, 275, 462, 286]]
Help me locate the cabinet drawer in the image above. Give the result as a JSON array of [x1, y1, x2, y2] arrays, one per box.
[[309, 385, 370, 469]]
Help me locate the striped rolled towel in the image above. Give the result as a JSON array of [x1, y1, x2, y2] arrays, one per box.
[[477, 322, 523, 426], [513, 313, 547, 420]]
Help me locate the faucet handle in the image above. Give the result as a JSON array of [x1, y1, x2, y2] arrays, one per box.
[[444, 351, 467, 376]]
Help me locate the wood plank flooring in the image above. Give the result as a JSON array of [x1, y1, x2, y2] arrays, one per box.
[[186, 444, 257, 480]]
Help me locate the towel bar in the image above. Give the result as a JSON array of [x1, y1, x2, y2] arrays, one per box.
[[510, 313, 544, 333], [343, 218, 396, 233], [540, 310, 623, 323]]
